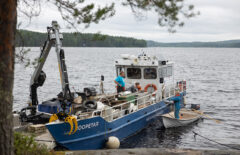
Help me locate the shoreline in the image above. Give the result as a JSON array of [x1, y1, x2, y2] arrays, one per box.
[[55, 148, 240, 155]]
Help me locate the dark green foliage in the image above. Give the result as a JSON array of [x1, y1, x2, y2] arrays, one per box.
[[16, 30, 147, 47], [19, 0, 197, 32], [16, 30, 47, 47], [14, 132, 51, 155], [122, 0, 199, 32], [52, 0, 115, 28], [147, 40, 240, 48]]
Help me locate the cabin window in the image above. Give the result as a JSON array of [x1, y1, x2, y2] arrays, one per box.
[[144, 68, 157, 79], [127, 68, 141, 79]]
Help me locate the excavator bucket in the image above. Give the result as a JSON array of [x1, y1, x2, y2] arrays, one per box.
[[64, 116, 78, 135], [49, 113, 78, 135], [49, 114, 59, 123], [71, 117, 78, 134]]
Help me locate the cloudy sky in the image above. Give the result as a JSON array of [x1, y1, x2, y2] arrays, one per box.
[[18, 0, 240, 42]]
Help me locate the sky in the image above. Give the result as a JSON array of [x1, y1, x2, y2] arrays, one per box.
[[18, 0, 240, 43]]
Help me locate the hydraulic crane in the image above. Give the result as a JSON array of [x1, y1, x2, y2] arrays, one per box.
[[20, 21, 77, 135]]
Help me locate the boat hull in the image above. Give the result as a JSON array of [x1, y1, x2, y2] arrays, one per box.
[[46, 101, 170, 150], [162, 110, 201, 128], [46, 93, 186, 150]]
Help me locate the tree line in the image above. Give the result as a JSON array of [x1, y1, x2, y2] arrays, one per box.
[[16, 30, 147, 47], [147, 40, 240, 48]]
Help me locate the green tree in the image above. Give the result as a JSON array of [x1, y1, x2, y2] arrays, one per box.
[[0, 0, 197, 154]]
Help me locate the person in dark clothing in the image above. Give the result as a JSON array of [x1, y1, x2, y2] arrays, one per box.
[[135, 82, 142, 91]]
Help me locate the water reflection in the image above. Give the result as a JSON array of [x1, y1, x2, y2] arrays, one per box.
[[121, 118, 203, 148]]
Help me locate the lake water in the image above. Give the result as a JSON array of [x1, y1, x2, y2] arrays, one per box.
[[13, 47, 240, 150]]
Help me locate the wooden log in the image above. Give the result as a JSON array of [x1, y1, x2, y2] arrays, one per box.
[[28, 124, 46, 134]]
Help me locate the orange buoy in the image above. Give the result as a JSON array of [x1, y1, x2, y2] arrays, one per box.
[[144, 84, 157, 95]]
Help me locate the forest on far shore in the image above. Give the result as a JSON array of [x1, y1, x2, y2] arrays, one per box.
[[16, 29, 240, 48], [16, 30, 147, 47]]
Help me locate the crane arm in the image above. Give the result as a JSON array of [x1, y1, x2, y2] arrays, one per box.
[[21, 21, 78, 135], [29, 21, 72, 114]]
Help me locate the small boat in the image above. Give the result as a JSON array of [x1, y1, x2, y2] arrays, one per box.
[[161, 109, 202, 128]]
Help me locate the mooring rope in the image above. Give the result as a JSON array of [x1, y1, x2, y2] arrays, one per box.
[[164, 109, 240, 151], [193, 131, 240, 151]]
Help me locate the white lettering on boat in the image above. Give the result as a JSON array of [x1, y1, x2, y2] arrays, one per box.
[[77, 122, 99, 131]]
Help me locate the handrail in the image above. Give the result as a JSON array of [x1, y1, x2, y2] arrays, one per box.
[[91, 92, 155, 120], [92, 92, 154, 115], [89, 81, 186, 122], [164, 80, 186, 98], [99, 96, 153, 121]]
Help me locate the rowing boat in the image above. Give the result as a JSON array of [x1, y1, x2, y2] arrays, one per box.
[[161, 109, 202, 128]]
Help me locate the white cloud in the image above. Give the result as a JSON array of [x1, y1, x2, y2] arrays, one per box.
[[18, 0, 240, 42]]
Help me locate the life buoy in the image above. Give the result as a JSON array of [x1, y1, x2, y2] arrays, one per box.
[[144, 84, 157, 94]]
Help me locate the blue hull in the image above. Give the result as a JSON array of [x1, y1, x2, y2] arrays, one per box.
[[46, 93, 185, 150]]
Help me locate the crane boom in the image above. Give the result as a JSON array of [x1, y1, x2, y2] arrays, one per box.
[[29, 21, 72, 114], [20, 21, 78, 134]]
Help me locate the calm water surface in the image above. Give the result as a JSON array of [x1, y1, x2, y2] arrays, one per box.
[[14, 47, 240, 150]]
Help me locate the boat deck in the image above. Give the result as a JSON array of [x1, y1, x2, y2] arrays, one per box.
[[162, 109, 201, 120]]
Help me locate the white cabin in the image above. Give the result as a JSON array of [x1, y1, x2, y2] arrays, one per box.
[[115, 53, 174, 99]]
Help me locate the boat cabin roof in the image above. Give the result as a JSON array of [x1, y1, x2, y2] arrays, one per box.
[[115, 53, 173, 67]]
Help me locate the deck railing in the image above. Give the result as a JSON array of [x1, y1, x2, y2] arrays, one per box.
[[91, 92, 154, 122], [164, 80, 186, 98], [84, 81, 186, 122]]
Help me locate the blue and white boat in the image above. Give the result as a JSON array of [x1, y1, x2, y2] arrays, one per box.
[[45, 53, 187, 150], [18, 21, 187, 150]]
